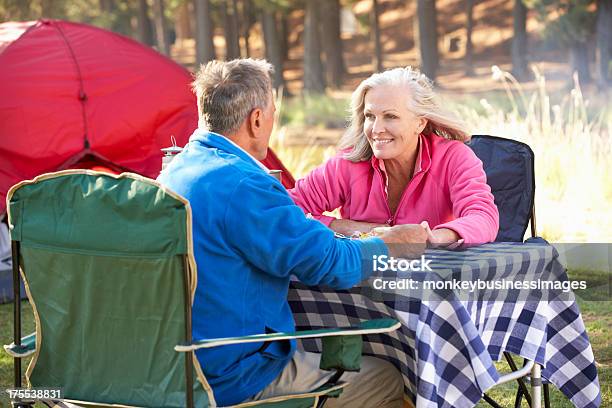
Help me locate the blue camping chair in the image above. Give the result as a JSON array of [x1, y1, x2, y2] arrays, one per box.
[[467, 135, 550, 408]]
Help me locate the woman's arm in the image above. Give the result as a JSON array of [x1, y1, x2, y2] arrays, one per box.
[[288, 154, 351, 227], [434, 143, 500, 244]]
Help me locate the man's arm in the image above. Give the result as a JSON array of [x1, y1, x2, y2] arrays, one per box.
[[224, 174, 386, 289], [224, 174, 428, 289], [329, 219, 388, 236]]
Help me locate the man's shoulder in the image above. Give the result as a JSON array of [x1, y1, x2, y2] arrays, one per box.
[[158, 144, 266, 199]]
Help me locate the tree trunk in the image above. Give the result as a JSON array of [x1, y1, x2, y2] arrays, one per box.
[[241, 0, 254, 57], [371, 0, 384, 72], [175, 1, 193, 41], [321, 0, 346, 87], [41, 0, 57, 18], [16, 0, 32, 20], [464, 0, 475, 76], [417, 0, 438, 80], [137, 0, 155, 46], [99, 0, 114, 13], [223, 0, 240, 60], [152, 0, 170, 55], [596, 0, 611, 86], [279, 12, 290, 61], [511, 0, 529, 81], [261, 10, 286, 90], [570, 43, 592, 84], [194, 0, 216, 65], [303, 0, 326, 93]]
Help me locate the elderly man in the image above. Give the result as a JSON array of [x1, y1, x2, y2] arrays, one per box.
[[158, 59, 426, 407]]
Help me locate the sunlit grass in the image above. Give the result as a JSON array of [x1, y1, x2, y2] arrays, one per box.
[[1, 294, 609, 407], [272, 69, 612, 242], [455, 66, 611, 242]]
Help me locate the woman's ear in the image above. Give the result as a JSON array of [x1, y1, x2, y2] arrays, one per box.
[[418, 117, 428, 133]]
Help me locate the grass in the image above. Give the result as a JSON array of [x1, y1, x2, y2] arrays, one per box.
[[279, 93, 350, 129], [474, 294, 611, 408], [0, 283, 609, 407], [0, 300, 36, 407]]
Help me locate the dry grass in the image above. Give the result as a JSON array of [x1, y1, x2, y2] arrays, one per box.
[[453, 66, 612, 242]]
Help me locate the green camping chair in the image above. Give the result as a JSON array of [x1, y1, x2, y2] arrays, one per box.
[[4, 170, 400, 408]]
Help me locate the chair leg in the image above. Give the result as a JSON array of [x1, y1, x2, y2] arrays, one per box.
[[543, 383, 550, 408], [315, 369, 344, 408], [514, 387, 524, 408], [181, 255, 194, 408], [531, 364, 542, 408], [504, 352, 533, 408], [12, 240, 22, 389], [482, 393, 505, 408]]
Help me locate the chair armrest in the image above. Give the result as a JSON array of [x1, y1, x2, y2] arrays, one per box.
[[4, 332, 36, 358], [175, 318, 400, 352]]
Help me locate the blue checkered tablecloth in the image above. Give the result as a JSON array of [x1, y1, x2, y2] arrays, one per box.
[[288, 242, 601, 408]]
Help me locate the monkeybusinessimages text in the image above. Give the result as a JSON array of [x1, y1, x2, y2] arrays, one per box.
[[370, 255, 587, 293]]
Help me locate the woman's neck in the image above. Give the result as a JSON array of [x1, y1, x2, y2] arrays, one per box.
[[383, 139, 420, 182]]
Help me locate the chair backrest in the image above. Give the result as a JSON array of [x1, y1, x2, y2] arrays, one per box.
[[7, 170, 214, 407], [467, 135, 536, 242]]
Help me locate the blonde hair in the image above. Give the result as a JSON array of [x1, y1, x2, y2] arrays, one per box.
[[339, 66, 471, 162]]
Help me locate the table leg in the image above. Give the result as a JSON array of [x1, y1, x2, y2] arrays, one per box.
[[531, 364, 542, 408]]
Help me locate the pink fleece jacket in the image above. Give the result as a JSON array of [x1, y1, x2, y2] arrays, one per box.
[[288, 133, 499, 244]]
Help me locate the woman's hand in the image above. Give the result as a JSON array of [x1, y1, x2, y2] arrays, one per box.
[[420, 221, 463, 249], [329, 219, 388, 237], [370, 224, 428, 258]]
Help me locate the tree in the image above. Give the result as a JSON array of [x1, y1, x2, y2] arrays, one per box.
[[525, 0, 595, 84], [279, 12, 290, 61], [464, 0, 475, 76], [99, 0, 114, 13], [194, 0, 216, 65], [596, 0, 611, 86], [41, 0, 60, 17], [0, 0, 34, 20], [303, 0, 326, 93], [152, 0, 170, 55], [222, 0, 240, 60], [174, 1, 194, 42], [241, 0, 255, 57], [137, 0, 155, 46], [320, 0, 346, 87], [371, 0, 384, 72], [261, 8, 286, 90], [512, 0, 529, 80], [416, 0, 439, 80]]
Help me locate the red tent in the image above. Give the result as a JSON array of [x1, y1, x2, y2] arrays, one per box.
[[0, 19, 294, 215]]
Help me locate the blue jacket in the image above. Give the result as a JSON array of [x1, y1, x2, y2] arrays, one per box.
[[157, 130, 387, 405]]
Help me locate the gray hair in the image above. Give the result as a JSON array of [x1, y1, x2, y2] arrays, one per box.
[[339, 66, 471, 162], [192, 58, 274, 135]]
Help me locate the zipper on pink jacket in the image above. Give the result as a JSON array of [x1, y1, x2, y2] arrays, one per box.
[[374, 165, 394, 225], [376, 165, 424, 226]]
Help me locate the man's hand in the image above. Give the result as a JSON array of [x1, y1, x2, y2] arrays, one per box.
[[371, 224, 428, 259]]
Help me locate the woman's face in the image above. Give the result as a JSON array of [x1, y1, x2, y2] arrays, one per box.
[[363, 84, 427, 161]]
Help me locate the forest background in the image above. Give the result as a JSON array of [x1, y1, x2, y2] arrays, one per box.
[[1, 0, 611, 242], [1, 2, 611, 407]]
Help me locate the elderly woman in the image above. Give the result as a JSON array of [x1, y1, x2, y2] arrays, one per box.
[[289, 67, 499, 245]]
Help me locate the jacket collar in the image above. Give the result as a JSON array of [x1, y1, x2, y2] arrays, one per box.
[[189, 128, 268, 171], [370, 133, 433, 175]]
